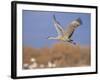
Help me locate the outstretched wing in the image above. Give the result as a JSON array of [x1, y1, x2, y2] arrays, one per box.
[[65, 18, 82, 38], [65, 25, 75, 39], [53, 15, 64, 36]]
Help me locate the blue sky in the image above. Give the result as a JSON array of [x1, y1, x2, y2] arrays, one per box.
[[22, 10, 91, 48]]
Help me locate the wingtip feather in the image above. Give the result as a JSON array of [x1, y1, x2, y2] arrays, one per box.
[[76, 17, 82, 25]]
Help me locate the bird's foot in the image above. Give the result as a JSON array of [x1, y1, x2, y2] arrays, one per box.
[[72, 42, 76, 45], [69, 40, 76, 45]]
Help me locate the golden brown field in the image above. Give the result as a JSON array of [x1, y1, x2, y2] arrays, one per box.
[[23, 42, 90, 69]]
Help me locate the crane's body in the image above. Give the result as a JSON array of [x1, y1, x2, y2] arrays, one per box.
[[47, 15, 82, 44]]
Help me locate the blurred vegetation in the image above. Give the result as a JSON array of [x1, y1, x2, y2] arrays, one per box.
[[23, 42, 90, 69]]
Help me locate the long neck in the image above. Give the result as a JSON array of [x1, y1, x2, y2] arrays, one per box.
[[48, 37, 58, 40]]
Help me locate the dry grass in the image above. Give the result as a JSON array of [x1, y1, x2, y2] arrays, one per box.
[[23, 42, 90, 69]]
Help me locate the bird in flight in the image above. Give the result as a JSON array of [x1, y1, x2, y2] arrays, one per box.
[[47, 15, 82, 44]]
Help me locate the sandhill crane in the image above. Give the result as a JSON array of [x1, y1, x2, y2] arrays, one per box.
[[47, 15, 82, 44]]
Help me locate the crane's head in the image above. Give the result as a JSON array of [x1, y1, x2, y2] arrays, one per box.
[[47, 36, 59, 40]]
